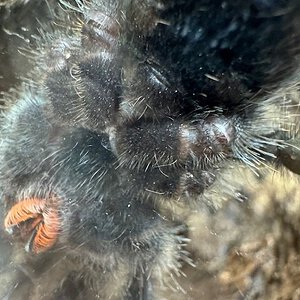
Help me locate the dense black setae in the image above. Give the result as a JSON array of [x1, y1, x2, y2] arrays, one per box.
[[0, 0, 300, 299]]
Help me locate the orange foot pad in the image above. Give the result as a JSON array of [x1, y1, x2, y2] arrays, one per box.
[[4, 197, 60, 254]]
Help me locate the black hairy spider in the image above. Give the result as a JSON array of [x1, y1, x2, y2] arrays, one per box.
[[0, 0, 300, 299]]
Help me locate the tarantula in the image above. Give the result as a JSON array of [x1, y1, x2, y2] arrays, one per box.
[[1, 0, 300, 299]]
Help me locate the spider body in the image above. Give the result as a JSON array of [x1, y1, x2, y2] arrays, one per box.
[[1, 0, 300, 299]]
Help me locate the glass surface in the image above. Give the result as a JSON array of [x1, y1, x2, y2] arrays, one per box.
[[0, 1, 300, 299]]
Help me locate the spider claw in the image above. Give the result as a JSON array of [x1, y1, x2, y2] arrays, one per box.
[[24, 224, 39, 253], [5, 226, 15, 235], [4, 198, 60, 254], [4, 198, 45, 229]]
